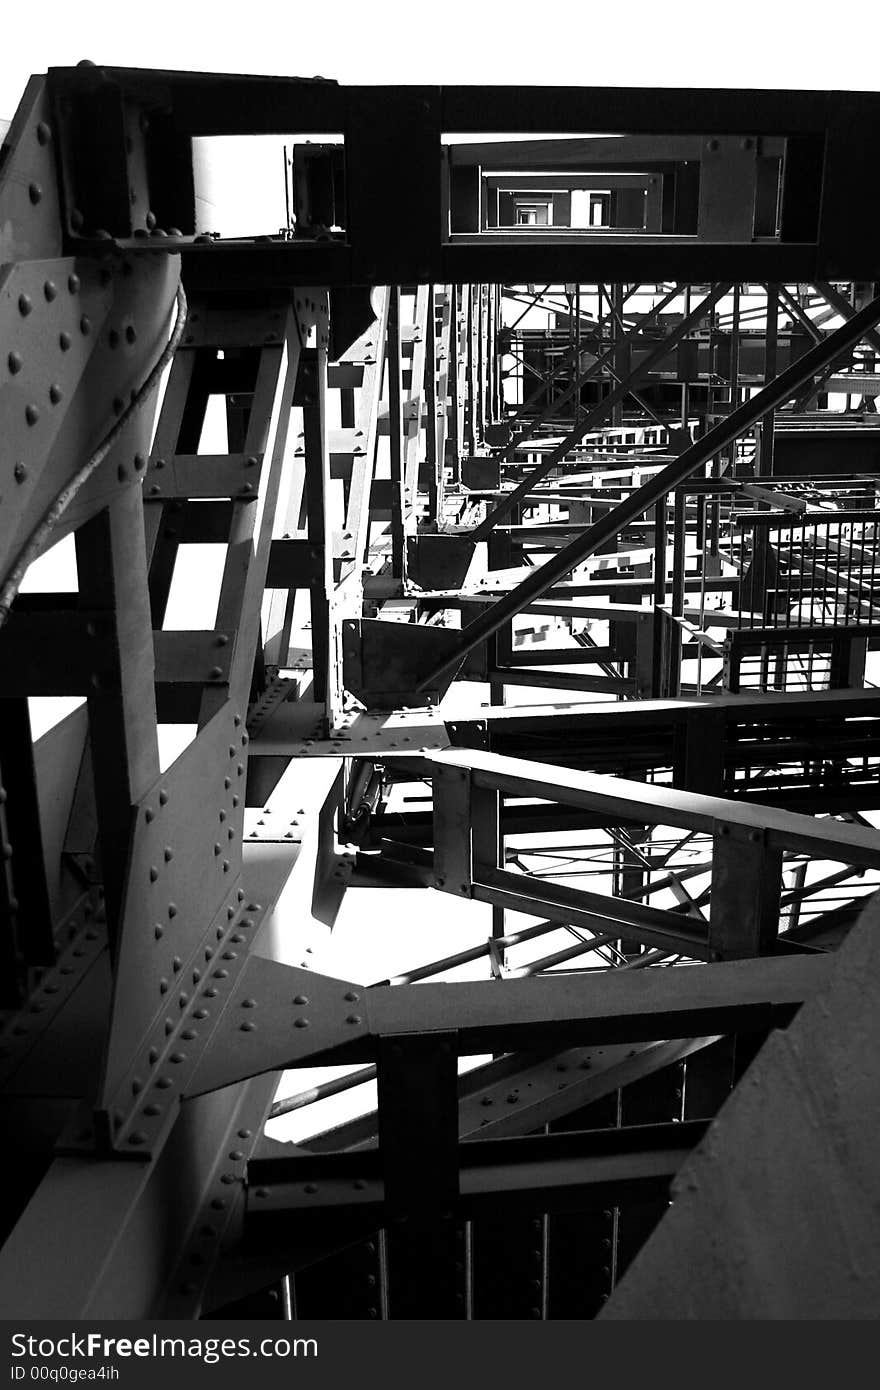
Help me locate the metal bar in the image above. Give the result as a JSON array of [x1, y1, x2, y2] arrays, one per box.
[[270, 1065, 378, 1119]]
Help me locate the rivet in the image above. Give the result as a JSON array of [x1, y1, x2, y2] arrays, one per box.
[[49, 384, 62, 405], [144, 1104, 161, 1117], [68, 274, 80, 294], [240, 1021, 256, 1032], [25, 404, 39, 426], [169, 1052, 186, 1064], [344, 991, 360, 1002], [164, 847, 174, 862], [36, 121, 51, 145], [346, 1014, 362, 1025], [294, 1017, 310, 1029], [149, 867, 159, 882], [128, 1131, 148, 1146], [13, 463, 27, 483], [43, 280, 57, 301], [159, 790, 168, 805], [80, 316, 91, 335], [293, 995, 308, 1005], [7, 351, 23, 374]]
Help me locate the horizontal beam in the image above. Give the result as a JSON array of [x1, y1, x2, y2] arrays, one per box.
[[366, 954, 828, 1055], [247, 1121, 707, 1221]]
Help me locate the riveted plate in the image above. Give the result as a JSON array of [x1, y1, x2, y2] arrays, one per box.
[[185, 957, 371, 1098], [0, 890, 106, 1088], [252, 701, 450, 757], [100, 700, 250, 1106]]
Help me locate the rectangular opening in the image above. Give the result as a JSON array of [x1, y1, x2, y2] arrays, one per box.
[[444, 131, 808, 245], [192, 133, 345, 239], [163, 543, 226, 629]]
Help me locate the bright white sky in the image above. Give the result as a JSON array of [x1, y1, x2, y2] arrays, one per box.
[[3, 0, 880, 118]]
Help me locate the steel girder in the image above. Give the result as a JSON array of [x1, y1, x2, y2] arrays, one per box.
[[3, 65, 880, 1321]]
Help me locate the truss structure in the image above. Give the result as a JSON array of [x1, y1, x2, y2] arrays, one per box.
[[1, 66, 880, 1319]]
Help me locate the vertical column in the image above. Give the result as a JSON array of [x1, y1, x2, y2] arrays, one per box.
[[612, 282, 625, 427], [0, 700, 54, 967], [472, 784, 504, 963], [302, 339, 332, 702], [758, 284, 779, 476], [75, 488, 160, 956], [425, 284, 438, 519], [386, 287, 406, 580], [378, 1032, 461, 1317]]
